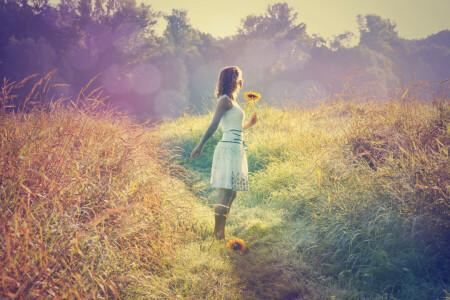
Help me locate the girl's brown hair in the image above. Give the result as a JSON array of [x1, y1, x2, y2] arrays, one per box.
[[215, 66, 242, 100]]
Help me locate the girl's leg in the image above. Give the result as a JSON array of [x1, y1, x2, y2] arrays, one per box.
[[227, 191, 237, 214], [214, 189, 237, 240]]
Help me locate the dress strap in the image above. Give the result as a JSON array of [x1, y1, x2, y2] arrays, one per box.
[[217, 94, 231, 102]]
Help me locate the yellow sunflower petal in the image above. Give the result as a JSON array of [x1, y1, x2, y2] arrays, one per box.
[[227, 238, 247, 252], [244, 91, 261, 101]]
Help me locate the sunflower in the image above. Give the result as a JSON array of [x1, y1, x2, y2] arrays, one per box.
[[227, 238, 247, 252], [244, 91, 261, 113], [244, 91, 261, 102]]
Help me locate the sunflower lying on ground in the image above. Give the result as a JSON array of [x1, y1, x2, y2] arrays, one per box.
[[227, 238, 248, 253]]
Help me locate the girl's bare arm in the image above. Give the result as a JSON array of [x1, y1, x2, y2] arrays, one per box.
[[243, 111, 258, 130], [190, 97, 232, 160]]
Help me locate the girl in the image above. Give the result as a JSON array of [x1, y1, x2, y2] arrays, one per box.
[[190, 66, 258, 240]]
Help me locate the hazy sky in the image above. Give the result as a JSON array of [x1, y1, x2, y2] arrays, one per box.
[[148, 0, 450, 41]]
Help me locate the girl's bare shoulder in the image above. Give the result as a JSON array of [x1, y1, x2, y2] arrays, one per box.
[[217, 95, 233, 110]]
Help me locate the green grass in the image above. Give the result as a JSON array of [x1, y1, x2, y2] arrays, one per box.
[[156, 94, 449, 299]]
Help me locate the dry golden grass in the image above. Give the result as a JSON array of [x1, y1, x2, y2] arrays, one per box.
[[0, 73, 197, 298]]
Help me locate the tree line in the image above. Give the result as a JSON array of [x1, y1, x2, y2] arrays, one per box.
[[1, 0, 449, 119]]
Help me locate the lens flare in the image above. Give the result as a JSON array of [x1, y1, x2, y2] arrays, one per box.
[[154, 89, 187, 118], [102, 64, 132, 94], [130, 63, 162, 95]]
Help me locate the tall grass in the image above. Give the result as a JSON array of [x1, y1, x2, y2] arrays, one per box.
[[156, 84, 449, 299], [0, 73, 197, 298], [2, 71, 447, 298]]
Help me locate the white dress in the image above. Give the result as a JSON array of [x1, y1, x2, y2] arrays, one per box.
[[210, 94, 249, 191]]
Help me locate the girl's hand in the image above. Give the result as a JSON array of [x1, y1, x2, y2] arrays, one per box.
[[190, 145, 202, 160], [250, 112, 258, 126]]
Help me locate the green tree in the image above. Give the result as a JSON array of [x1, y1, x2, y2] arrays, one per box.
[[137, 3, 160, 34], [3, 36, 58, 80], [238, 2, 300, 39], [357, 14, 399, 53], [238, 14, 263, 36], [30, 0, 50, 14], [77, 0, 92, 22], [329, 31, 355, 51], [92, 0, 105, 20], [311, 33, 326, 48], [265, 2, 298, 36], [58, 0, 78, 16], [164, 9, 200, 57]]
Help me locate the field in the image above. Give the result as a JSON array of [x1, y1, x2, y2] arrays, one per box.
[[155, 86, 449, 299], [1, 75, 449, 299]]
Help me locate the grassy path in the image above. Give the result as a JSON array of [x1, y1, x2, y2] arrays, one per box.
[[150, 105, 353, 299], [191, 177, 313, 299], [151, 100, 449, 299], [143, 166, 341, 299]]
